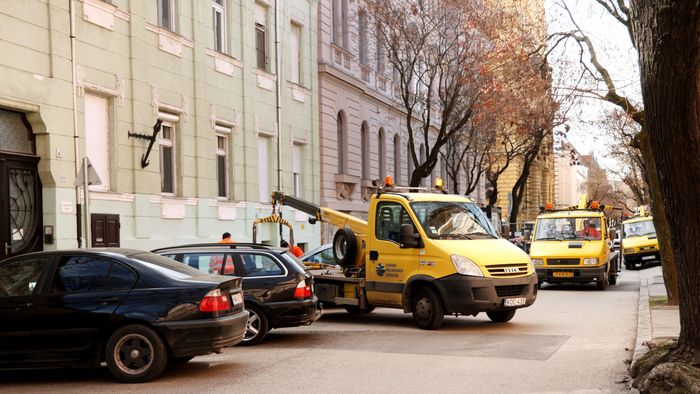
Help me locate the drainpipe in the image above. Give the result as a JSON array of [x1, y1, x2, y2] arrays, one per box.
[[69, 0, 83, 248], [274, 0, 283, 241]]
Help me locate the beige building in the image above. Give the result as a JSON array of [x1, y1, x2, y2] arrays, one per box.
[[554, 144, 588, 207]]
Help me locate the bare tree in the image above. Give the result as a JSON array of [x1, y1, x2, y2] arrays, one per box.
[[367, 0, 498, 187], [629, 1, 700, 389]]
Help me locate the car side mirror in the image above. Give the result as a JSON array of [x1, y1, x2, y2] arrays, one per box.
[[400, 224, 422, 248]]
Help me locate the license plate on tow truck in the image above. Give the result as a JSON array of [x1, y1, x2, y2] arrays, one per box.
[[553, 271, 574, 278], [504, 297, 526, 307]]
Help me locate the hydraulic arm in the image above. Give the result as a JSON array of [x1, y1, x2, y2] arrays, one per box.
[[270, 192, 367, 235]]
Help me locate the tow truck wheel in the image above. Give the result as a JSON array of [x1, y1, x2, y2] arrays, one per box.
[[412, 287, 444, 330], [486, 309, 516, 323], [333, 227, 357, 268], [596, 271, 608, 290]]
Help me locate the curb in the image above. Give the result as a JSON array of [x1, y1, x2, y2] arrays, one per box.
[[632, 278, 652, 366]]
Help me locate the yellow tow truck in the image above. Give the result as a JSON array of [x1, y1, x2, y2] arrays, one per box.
[[621, 209, 661, 270], [266, 178, 537, 329], [529, 197, 620, 290]]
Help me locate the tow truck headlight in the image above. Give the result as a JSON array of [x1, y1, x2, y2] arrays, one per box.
[[624, 248, 634, 254], [451, 255, 483, 277], [531, 258, 544, 266], [583, 258, 599, 265]]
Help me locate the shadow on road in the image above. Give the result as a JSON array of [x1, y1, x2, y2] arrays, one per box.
[[0, 359, 236, 386]]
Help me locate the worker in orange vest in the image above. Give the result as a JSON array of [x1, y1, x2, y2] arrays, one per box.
[[280, 239, 303, 258]]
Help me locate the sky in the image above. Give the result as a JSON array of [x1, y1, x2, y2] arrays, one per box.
[[544, 0, 641, 174]]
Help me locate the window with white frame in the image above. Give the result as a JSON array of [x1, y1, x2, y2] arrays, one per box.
[[159, 118, 177, 194], [361, 122, 369, 179], [84, 93, 110, 191], [255, 3, 268, 71], [290, 22, 302, 84], [258, 137, 269, 201], [332, 0, 349, 49], [215, 124, 231, 198], [158, 0, 176, 31], [292, 144, 302, 198], [212, 0, 227, 53]]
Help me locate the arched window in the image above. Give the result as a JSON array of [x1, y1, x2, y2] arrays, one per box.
[[361, 121, 370, 179], [419, 144, 426, 186], [378, 128, 386, 178], [407, 143, 414, 185], [337, 111, 346, 173], [393, 134, 401, 184]]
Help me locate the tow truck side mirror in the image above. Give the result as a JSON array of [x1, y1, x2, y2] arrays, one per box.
[[400, 224, 423, 248]]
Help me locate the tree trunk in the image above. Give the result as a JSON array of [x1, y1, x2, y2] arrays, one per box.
[[632, 0, 700, 361], [636, 130, 679, 306]]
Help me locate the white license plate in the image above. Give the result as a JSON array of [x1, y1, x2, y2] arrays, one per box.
[[231, 292, 243, 305], [504, 297, 526, 307], [642, 255, 655, 261]]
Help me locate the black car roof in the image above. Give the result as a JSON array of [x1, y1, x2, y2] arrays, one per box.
[[4, 248, 150, 260], [152, 243, 287, 254]]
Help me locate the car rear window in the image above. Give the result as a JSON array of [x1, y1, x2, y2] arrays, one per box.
[[129, 252, 205, 279], [280, 252, 307, 272]]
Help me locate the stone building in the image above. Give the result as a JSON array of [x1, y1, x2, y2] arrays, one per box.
[[0, 0, 319, 258]]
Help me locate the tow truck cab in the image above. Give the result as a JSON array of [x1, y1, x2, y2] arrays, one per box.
[[312, 191, 538, 329], [621, 215, 661, 269], [529, 202, 619, 290]]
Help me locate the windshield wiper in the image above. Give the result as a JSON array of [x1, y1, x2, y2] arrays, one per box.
[[536, 237, 562, 241]]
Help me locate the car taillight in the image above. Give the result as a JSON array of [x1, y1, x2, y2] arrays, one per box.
[[294, 280, 312, 300], [199, 288, 231, 312]]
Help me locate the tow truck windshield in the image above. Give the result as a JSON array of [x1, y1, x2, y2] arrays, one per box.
[[623, 219, 657, 238], [411, 201, 497, 240], [534, 217, 603, 241]]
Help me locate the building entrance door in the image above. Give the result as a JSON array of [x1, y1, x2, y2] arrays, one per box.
[[0, 153, 43, 259]]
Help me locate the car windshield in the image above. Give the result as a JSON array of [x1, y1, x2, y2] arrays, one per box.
[[410, 201, 497, 240], [534, 217, 603, 241], [623, 219, 656, 238], [129, 251, 204, 279]]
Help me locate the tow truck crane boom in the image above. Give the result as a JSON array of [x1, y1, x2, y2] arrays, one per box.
[[270, 192, 368, 235]]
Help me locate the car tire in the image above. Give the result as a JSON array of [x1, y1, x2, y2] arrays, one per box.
[[596, 271, 608, 290], [344, 305, 375, 315], [105, 324, 168, 383], [333, 227, 357, 268], [240, 304, 268, 346], [486, 309, 516, 323], [411, 287, 444, 330], [169, 356, 194, 365]]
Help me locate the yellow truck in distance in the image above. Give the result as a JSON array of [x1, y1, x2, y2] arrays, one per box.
[[621, 212, 661, 270], [529, 199, 620, 290], [269, 181, 537, 330]]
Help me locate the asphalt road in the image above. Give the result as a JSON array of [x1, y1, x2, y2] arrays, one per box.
[[1, 265, 662, 393]]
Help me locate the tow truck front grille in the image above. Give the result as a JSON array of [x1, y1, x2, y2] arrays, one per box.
[[485, 263, 530, 277], [496, 285, 527, 297], [546, 258, 579, 266]]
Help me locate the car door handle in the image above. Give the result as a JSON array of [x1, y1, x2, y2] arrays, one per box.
[[99, 297, 120, 303], [14, 302, 32, 310]]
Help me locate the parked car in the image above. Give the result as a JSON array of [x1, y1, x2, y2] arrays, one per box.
[[153, 243, 322, 345], [300, 244, 338, 267], [0, 249, 248, 383]]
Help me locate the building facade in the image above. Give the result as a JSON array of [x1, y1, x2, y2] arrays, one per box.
[[554, 143, 588, 207], [0, 0, 319, 258]]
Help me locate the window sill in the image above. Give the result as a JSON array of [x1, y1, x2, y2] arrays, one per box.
[[254, 69, 277, 91], [145, 23, 194, 57], [206, 49, 243, 76], [287, 81, 310, 103], [82, 0, 129, 30]]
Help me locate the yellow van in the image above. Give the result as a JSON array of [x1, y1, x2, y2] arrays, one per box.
[[621, 214, 661, 269], [529, 201, 618, 290]]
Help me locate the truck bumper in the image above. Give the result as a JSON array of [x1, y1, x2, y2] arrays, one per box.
[[433, 273, 538, 315], [624, 251, 661, 266], [536, 266, 606, 283]]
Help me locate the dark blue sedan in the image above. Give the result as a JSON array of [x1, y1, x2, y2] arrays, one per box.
[[0, 249, 248, 383]]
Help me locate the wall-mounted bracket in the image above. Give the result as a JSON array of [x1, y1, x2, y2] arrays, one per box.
[[128, 119, 162, 168]]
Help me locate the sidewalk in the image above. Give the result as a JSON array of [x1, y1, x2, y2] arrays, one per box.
[[632, 273, 681, 364]]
